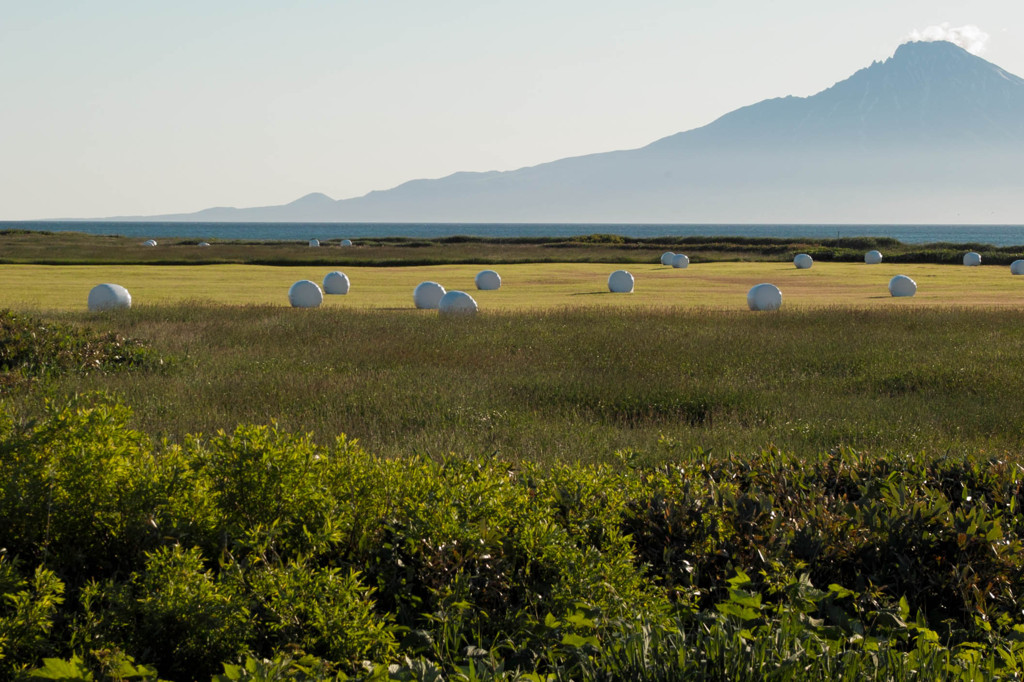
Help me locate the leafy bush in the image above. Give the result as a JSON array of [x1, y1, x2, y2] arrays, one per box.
[[245, 559, 396, 666], [82, 545, 251, 681], [0, 397, 164, 582], [0, 557, 64, 678], [4, 396, 1024, 678]]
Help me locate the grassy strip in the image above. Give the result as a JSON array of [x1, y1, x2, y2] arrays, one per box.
[[2, 229, 1023, 266], [4, 304, 1024, 463]]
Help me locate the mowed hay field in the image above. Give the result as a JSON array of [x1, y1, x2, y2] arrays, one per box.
[[3, 260, 1024, 311]]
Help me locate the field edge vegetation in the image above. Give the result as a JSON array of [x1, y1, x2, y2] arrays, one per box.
[[2, 229, 1024, 266]]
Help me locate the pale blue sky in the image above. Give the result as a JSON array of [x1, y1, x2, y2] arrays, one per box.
[[2, 1, 1022, 219]]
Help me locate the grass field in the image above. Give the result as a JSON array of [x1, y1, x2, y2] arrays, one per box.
[[3, 260, 1024, 311], [7, 254, 1024, 677], [4, 303, 1021, 465]]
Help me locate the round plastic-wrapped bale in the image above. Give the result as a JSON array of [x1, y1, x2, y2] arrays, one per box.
[[608, 270, 634, 293], [747, 283, 782, 311], [660, 252, 675, 266], [340, 239, 353, 247], [672, 254, 689, 269], [322, 271, 350, 295], [198, 241, 211, 247], [438, 290, 478, 315], [865, 250, 883, 264], [308, 239, 320, 248], [963, 252, 982, 266], [413, 281, 446, 309], [288, 280, 323, 308], [793, 253, 813, 269], [1012, 260, 1024, 275], [888, 275, 917, 297], [142, 239, 157, 247], [475, 269, 501, 290], [88, 283, 132, 312]]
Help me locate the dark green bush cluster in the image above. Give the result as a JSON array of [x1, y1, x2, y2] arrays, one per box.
[[0, 310, 158, 390], [4, 398, 1024, 679]]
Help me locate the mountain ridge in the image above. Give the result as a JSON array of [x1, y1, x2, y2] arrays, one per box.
[[113, 40, 1024, 224]]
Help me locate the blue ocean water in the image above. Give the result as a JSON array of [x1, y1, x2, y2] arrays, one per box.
[[4, 221, 1024, 247]]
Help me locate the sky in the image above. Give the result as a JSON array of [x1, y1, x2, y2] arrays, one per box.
[[2, 1, 1024, 220]]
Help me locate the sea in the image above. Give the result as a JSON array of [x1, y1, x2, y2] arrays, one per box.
[[4, 221, 1024, 247]]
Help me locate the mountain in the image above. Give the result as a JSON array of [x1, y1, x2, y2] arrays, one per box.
[[141, 41, 1024, 224]]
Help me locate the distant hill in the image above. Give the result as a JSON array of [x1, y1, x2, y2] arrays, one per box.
[[129, 41, 1024, 224]]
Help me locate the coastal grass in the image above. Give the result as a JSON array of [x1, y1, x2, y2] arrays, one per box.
[[8, 303, 1024, 464], [4, 260, 1024, 312]]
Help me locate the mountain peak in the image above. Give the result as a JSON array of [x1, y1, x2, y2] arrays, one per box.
[[287, 192, 335, 206], [648, 37, 1024, 153], [893, 39, 971, 58]]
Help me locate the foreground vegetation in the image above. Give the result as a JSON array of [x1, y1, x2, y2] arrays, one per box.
[[5, 305, 1024, 678], [4, 395, 1024, 680]]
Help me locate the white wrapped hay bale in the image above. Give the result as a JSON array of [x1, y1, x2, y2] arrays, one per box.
[[142, 239, 157, 247], [608, 270, 634, 293], [747, 283, 782, 311], [888, 275, 917, 297], [475, 269, 501, 290], [413, 281, 446, 309], [660, 252, 675, 266], [672, 254, 689, 269], [88, 283, 132, 312], [438, 290, 478, 315], [865, 250, 883, 264], [340, 239, 353, 247], [322, 271, 350, 295], [198, 241, 211, 247], [308, 239, 320, 248], [1011, 260, 1024, 275], [288, 280, 323, 308], [963, 252, 981, 266], [793, 253, 813, 269]]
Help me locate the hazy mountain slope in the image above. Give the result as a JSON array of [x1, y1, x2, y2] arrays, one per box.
[[138, 41, 1024, 223]]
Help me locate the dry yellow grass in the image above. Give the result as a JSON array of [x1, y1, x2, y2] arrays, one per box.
[[2, 261, 1023, 312]]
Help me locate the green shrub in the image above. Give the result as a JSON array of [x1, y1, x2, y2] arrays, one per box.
[[245, 558, 396, 666], [0, 557, 64, 677], [195, 423, 341, 560], [0, 396, 164, 583], [82, 545, 251, 681]]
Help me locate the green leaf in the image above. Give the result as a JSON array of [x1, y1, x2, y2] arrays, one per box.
[[561, 633, 599, 648], [29, 657, 94, 681], [716, 602, 760, 621], [728, 589, 762, 610]]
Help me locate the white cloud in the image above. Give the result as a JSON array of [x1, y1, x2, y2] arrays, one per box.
[[905, 23, 989, 55]]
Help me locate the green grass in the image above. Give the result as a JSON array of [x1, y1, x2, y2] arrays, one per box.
[[6, 304, 1023, 464]]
